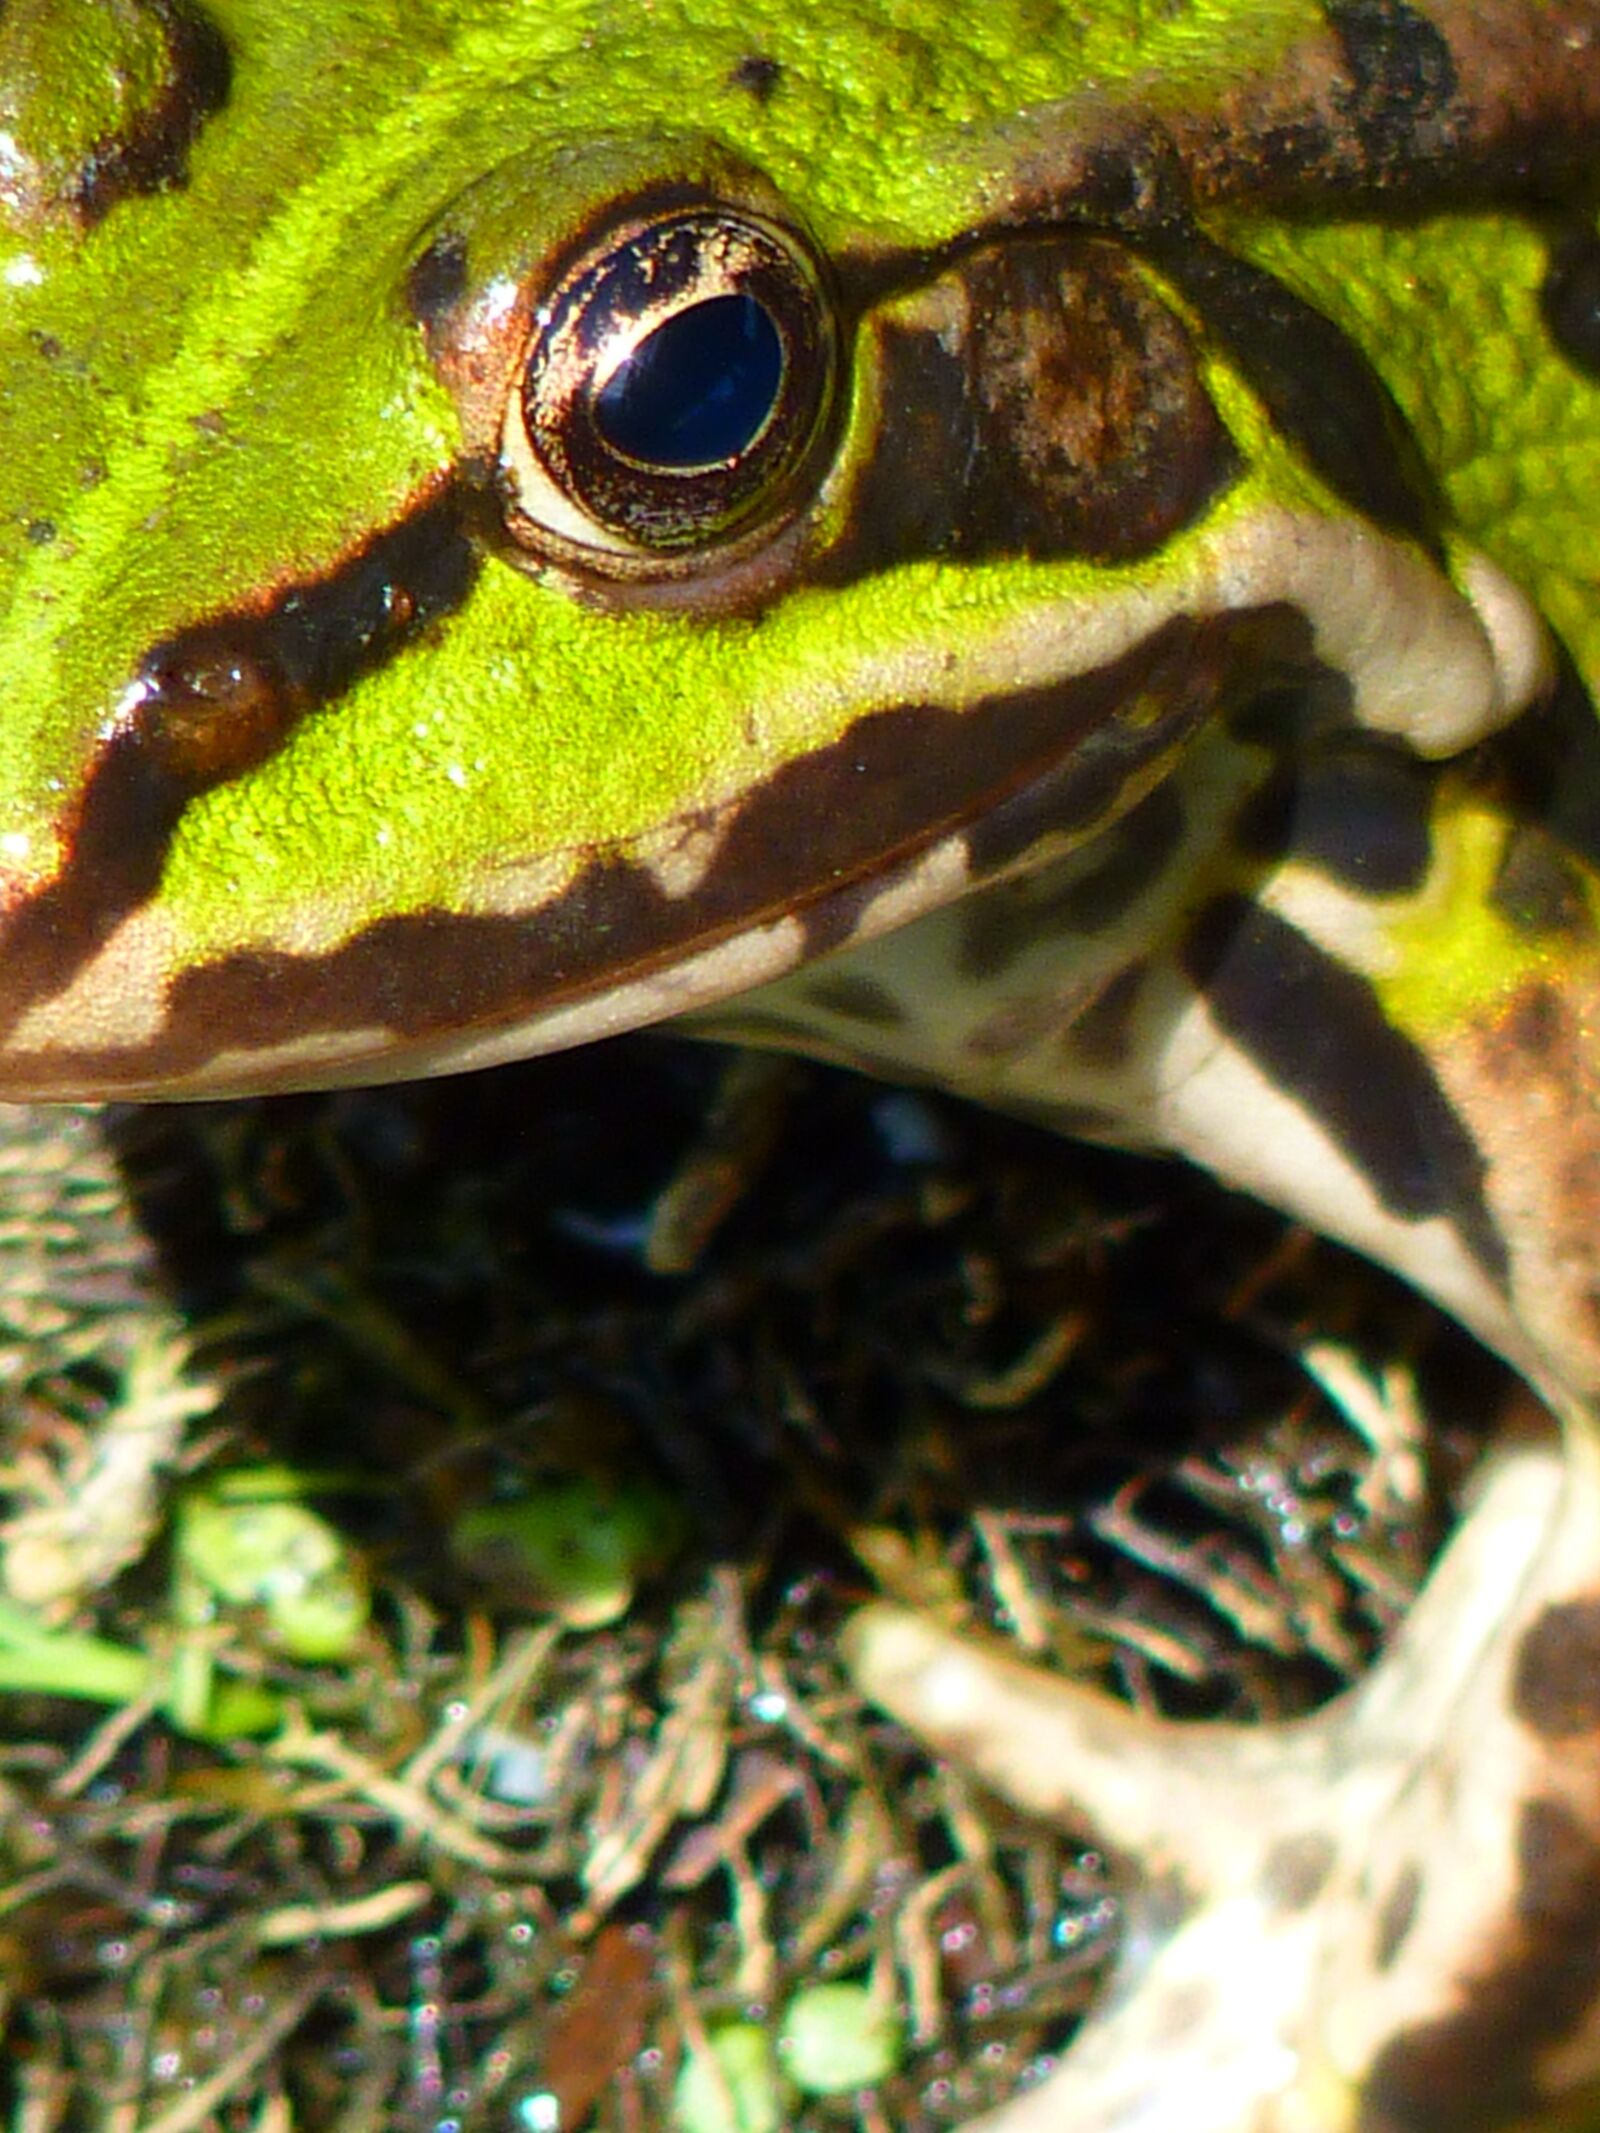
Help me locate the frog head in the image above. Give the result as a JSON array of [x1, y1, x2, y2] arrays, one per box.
[[1, 0, 1587, 1112]]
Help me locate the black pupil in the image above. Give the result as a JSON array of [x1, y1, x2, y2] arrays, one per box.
[[595, 293, 783, 468]]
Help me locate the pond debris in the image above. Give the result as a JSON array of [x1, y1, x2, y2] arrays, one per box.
[[0, 1041, 1498, 2129]]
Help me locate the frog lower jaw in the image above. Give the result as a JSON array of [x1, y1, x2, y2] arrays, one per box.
[[0, 504, 1543, 1108], [849, 1392, 1600, 2133]]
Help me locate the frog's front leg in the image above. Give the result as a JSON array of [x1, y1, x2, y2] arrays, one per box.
[[774, 719, 1600, 2129], [852, 1400, 1600, 2133]]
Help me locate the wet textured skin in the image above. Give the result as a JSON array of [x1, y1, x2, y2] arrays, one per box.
[[4, 4, 1600, 2127]]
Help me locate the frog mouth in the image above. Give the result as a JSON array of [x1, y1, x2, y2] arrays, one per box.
[[0, 597, 1285, 1100], [0, 537, 1533, 1106]]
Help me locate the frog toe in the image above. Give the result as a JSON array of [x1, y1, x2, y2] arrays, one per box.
[[848, 1405, 1600, 2131]]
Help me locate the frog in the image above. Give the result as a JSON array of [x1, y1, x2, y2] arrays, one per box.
[[2, 2, 1599, 2126]]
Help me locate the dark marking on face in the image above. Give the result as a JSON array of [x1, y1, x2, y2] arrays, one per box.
[[1001, 10, 1598, 226], [799, 973, 908, 1029], [1225, 669, 1356, 752], [139, 484, 479, 786], [80, 0, 232, 225], [1492, 825, 1597, 939], [957, 239, 1236, 563], [819, 235, 1238, 580], [1496, 981, 1565, 1074], [1050, 781, 1190, 933], [407, 230, 471, 326], [1, 0, 232, 230], [1181, 895, 1508, 1285], [0, 481, 478, 1050], [1358, 1799, 1600, 2132], [990, 121, 1196, 248], [1511, 1598, 1600, 1739], [960, 612, 1319, 892], [1152, 236, 1440, 548], [1195, 3, 1589, 203], [1374, 1862, 1423, 1971], [728, 55, 783, 102], [1542, 225, 1600, 380], [795, 612, 1294, 970], [1234, 745, 1434, 895], [1322, 0, 1461, 176], [957, 783, 1186, 985], [1259, 1831, 1339, 1915]]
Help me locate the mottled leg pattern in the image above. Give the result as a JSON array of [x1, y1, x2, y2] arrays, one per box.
[[848, 1395, 1600, 2133], [740, 712, 1600, 2129]]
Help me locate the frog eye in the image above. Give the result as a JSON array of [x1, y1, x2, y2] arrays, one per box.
[[501, 205, 836, 568]]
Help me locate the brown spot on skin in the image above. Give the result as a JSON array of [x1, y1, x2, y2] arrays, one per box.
[[1499, 982, 1565, 1070], [1259, 1831, 1339, 1915], [1431, 944, 1600, 1399], [1492, 824, 1597, 939], [1512, 1599, 1600, 1740], [1359, 1800, 1600, 2133], [1374, 1862, 1423, 1971], [961, 241, 1236, 562]]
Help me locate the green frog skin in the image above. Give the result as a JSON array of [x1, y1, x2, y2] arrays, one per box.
[[4, 3, 1600, 2126]]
